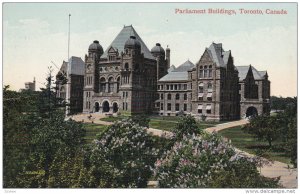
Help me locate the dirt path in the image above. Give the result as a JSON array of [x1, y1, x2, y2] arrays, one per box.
[[70, 114, 297, 188]]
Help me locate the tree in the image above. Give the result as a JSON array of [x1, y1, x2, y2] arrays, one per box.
[[153, 132, 279, 188], [85, 118, 159, 188], [243, 115, 281, 147], [173, 115, 202, 141]]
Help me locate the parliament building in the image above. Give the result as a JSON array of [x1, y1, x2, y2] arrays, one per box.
[[57, 25, 270, 121]]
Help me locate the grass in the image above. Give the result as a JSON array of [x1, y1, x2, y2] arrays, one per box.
[[218, 126, 291, 164], [83, 123, 108, 144], [99, 115, 221, 131]]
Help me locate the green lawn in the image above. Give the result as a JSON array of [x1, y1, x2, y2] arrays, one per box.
[[83, 123, 107, 143], [100, 115, 219, 132], [218, 126, 291, 164]]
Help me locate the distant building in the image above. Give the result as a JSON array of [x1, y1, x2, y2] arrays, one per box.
[[19, 78, 36, 92], [56, 56, 85, 114]]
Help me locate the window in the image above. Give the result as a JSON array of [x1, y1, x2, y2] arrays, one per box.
[[199, 82, 204, 93], [116, 77, 120, 93], [207, 93, 212, 101], [206, 104, 211, 114], [183, 84, 187, 90], [199, 66, 203, 78], [167, 103, 171, 111], [167, 93, 171, 100], [184, 93, 187, 100], [207, 82, 213, 92], [178, 84, 181, 90], [100, 77, 106, 92], [108, 77, 114, 93], [204, 66, 208, 77], [175, 104, 179, 111], [160, 93, 164, 100], [209, 65, 212, 77], [160, 103, 163, 110], [171, 85, 173, 90], [184, 104, 187, 111], [198, 104, 203, 114], [167, 85, 169, 90], [175, 93, 180, 100], [175, 85, 177, 90], [156, 102, 160, 107], [124, 63, 129, 70]]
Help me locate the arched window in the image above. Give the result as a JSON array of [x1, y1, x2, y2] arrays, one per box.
[[204, 66, 208, 77], [175, 93, 180, 100], [108, 77, 114, 93], [199, 66, 203, 78], [209, 65, 212, 77], [100, 77, 106, 92], [116, 77, 120, 93], [184, 93, 187, 100], [124, 63, 129, 70], [167, 93, 171, 100]]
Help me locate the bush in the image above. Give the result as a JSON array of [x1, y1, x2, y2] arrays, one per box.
[[153, 132, 279, 188], [85, 118, 159, 187], [173, 115, 202, 140]]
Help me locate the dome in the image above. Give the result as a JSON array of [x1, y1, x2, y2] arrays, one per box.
[[124, 36, 141, 49], [88, 40, 104, 54], [151, 43, 165, 55]]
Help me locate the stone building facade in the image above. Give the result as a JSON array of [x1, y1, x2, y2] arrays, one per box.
[[236, 65, 270, 118], [82, 25, 169, 114], [56, 56, 85, 114], [57, 25, 270, 120], [157, 43, 270, 121]]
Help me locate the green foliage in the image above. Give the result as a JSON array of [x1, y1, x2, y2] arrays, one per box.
[[83, 118, 159, 188], [243, 115, 281, 147], [209, 158, 280, 188], [173, 115, 202, 140], [130, 114, 150, 128]]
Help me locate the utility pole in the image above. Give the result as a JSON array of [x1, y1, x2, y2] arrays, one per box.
[[66, 14, 71, 116]]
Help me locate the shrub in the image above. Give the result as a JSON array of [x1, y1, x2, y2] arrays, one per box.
[[153, 132, 279, 188], [86, 118, 159, 188]]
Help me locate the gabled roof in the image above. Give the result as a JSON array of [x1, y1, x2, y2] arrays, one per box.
[[159, 60, 195, 82], [251, 66, 263, 80], [102, 25, 155, 60], [207, 43, 225, 67], [259, 71, 267, 77], [235, 66, 250, 81], [172, 60, 195, 72], [59, 56, 85, 76], [168, 65, 176, 72], [236, 65, 266, 81]]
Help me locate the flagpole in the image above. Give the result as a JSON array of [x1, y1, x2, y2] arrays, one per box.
[[66, 14, 71, 116]]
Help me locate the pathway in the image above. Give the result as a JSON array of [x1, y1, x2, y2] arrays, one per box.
[[69, 114, 297, 188]]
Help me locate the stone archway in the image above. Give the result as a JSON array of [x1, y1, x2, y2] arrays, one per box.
[[246, 106, 258, 118], [102, 101, 110, 113], [95, 102, 100, 112], [113, 102, 119, 113]]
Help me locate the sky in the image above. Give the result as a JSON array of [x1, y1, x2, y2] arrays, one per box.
[[2, 2, 297, 97]]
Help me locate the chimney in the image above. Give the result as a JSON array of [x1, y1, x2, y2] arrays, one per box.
[[166, 45, 170, 69]]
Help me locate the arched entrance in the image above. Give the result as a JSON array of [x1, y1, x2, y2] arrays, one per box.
[[95, 102, 100, 112], [246, 107, 258, 118], [113, 102, 119, 113], [102, 101, 110, 113]]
